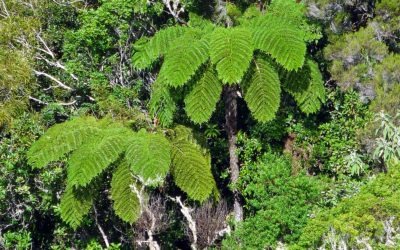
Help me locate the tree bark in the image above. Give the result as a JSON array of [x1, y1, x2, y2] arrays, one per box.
[[224, 85, 243, 222]]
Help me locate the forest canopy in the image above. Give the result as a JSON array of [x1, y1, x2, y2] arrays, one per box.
[[0, 0, 399, 249]]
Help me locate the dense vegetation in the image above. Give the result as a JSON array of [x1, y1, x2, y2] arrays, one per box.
[[0, 0, 399, 249]]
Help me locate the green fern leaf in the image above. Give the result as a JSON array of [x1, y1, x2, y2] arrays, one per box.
[[27, 117, 101, 169], [282, 59, 326, 114], [171, 133, 215, 202], [210, 28, 253, 84], [125, 130, 171, 185], [268, 0, 321, 42], [158, 33, 209, 87], [268, 0, 306, 25], [244, 57, 281, 122], [111, 161, 141, 224], [132, 26, 187, 70], [149, 78, 177, 127], [188, 13, 215, 32], [184, 67, 222, 124], [67, 127, 132, 187], [251, 15, 306, 70], [60, 186, 93, 229]]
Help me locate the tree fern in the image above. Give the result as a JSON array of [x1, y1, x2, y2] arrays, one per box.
[[244, 57, 281, 122], [111, 161, 141, 224], [251, 15, 306, 71], [125, 130, 171, 185], [28, 117, 216, 229], [27, 117, 101, 169], [60, 186, 93, 230], [171, 132, 215, 202], [184, 67, 222, 124], [210, 28, 253, 84], [148, 78, 177, 127], [67, 127, 132, 187], [132, 26, 187, 70], [282, 59, 326, 114], [158, 32, 209, 87]]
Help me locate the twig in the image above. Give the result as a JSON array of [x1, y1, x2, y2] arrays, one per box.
[[93, 205, 110, 248], [29, 96, 77, 106], [33, 70, 73, 91], [169, 196, 197, 250]]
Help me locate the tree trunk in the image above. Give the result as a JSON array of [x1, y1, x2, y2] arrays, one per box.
[[224, 85, 243, 222]]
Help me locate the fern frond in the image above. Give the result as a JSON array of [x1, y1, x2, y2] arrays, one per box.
[[27, 117, 101, 169], [267, 0, 321, 42], [158, 32, 209, 87], [188, 13, 215, 32], [171, 133, 215, 202], [282, 59, 326, 114], [250, 15, 306, 70], [184, 67, 222, 124], [67, 127, 132, 187], [125, 130, 171, 186], [268, 0, 306, 25], [60, 186, 93, 229], [244, 57, 281, 122], [149, 78, 177, 127], [132, 26, 187, 70], [210, 28, 253, 84], [111, 161, 141, 224]]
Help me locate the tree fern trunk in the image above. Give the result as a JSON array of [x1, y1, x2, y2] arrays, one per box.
[[224, 85, 243, 222]]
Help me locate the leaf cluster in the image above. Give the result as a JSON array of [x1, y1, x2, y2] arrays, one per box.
[[27, 117, 216, 228], [132, 0, 326, 126]]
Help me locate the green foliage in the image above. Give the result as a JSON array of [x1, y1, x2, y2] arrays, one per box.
[[111, 161, 141, 224], [373, 111, 400, 166], [3, 230, 32, 250], [282, 59, 326, 114], [148, 78, 177, 127], [210, 28, 253, 84], [244, 57, 281, 122], [294, 165, 400, 249], [159, 31, 210, 87], [223, 153, 322, 248], [250, 15, 306, 70], [171, 126, 216, 202], [132, 3, 323, 126], [125, 130, 171, 185], [293, 91, 372, 175], [28, 117, 215, 228], [0, 1, 38, 130], [132, 26, 187, 70], [67, 126, 131, 187], [184, 67, 223, 124], [27, 116, 101, 169], [60, 187, 93, 230]]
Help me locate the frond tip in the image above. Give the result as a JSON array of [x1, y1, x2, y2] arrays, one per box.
[[251, 15, 306, 71], [111, 161, 141, 224], [244, 57, 281, 122], [27, 116, 100, 169], [185, 67, 222, 124], [125, 130, 171, 185], [159, 34, 209, 87], [67, 127, 131, 187], [282, 59, 326, 114], [210, 28, 253, 84], [60, 187, 93, 229], [171, 134, 215, 202]]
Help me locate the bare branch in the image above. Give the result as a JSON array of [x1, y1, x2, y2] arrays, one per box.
[[93, 205, 110, 248], [169, 196, 197, 250], [33, 70, 73, 91], [29, 95, 77, 106]]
